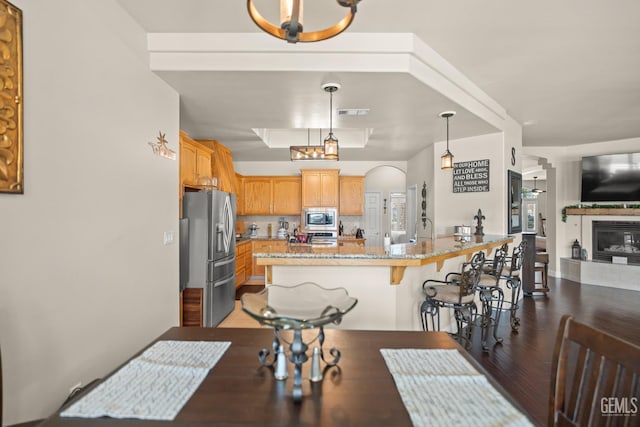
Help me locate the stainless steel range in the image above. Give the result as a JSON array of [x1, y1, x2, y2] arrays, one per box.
[[309, 231, 338, 247], [302, 207, 338, 246]]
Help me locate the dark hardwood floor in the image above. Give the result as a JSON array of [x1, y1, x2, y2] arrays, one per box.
[[465, 277, 640, 426]]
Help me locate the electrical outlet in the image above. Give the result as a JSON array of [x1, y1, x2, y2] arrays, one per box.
[[69, 381, 82, 394], [163, 231, 175, 245]]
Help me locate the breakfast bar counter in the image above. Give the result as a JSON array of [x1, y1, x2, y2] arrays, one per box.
[[254, 235, 513, 331]]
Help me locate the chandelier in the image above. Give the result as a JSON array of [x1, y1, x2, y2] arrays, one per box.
[[247, 0, 361, 44], [290, 129, 326, 160], [439, 111, 456, 170]]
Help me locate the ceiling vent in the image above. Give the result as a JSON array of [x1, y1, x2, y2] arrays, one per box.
[[338, 108, 369, 116]]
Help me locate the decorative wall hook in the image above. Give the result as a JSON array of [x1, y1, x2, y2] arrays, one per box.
[[383, 198, 387, 214], [421, 182, 427, 229], [474, 209, 485, 236], [148, 131, 176, 160]]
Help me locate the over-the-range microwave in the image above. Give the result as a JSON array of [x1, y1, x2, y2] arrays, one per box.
[[302, 207, 338, 232]]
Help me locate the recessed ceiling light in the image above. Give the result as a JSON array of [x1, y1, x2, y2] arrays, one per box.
[[337, 108, 369, 116], [523, 119, 538, 126]]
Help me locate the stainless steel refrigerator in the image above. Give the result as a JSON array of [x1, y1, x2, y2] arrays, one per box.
[[182, 190, 236, 327]]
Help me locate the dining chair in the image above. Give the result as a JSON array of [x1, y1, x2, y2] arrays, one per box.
[[549, 315, 640, 427], [1, 347, 45, 427], [419, 251, 485, 349]]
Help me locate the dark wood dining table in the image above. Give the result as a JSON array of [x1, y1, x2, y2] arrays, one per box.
[[40, 327, 530, 426]]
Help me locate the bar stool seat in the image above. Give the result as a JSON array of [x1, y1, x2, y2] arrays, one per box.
[[534, 252, 549, 290]]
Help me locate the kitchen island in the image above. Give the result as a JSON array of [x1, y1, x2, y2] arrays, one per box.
[[254, 235, 513, 331]]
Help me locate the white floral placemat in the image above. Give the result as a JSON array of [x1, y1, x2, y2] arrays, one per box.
[[380, 349, 533, 427], [61, 340, 231, 420]]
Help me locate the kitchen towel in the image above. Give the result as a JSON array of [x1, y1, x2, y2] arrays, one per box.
[[61, 340, 231, 421], [380, 349, 533, 427]]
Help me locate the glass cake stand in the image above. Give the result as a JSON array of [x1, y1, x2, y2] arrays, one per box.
[[241, 282, 358, 402]]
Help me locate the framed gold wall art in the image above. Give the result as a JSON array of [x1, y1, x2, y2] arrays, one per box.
[[0, 0, 22, 194]]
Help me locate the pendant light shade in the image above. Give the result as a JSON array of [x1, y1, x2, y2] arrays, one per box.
[[247, 0, 361, 44], [322, 83, 340, 161], [439, 111, 456, 170]]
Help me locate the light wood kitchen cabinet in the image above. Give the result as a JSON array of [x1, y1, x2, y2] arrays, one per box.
[[244, 241, 253, 278], [243, 177, 273, 215], [179, 131, 213, 217], [272, 176, 302, 215], [235, 240, 250, 287], [236, 174, 245, 215], [212, 141, 236, 193], [239, 176, 302, 215], [301, 169, 339, 207], [180, 132, 213, 187], [339, 176, 365, 215], [193, 138, 237, 194]]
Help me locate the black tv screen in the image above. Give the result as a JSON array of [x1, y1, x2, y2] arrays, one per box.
[[581, 152, 640, 202]]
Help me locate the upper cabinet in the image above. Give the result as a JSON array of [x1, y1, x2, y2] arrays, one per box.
[[239, 176, 302, 216], [301, 169, 339, 207], [236, 173, 245, 215], [272, 177, 302, 215], [180, 131, 213, 187], [179, 132, 213, 217], [339, 176, 365, 215], [243, 177, 273, 215], [196, 138, 237, 194]]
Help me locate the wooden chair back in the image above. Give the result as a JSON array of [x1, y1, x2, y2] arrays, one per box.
[[549, 315, 640, 426]]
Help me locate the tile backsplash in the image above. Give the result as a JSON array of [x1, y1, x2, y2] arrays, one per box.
[[237, 215, 363, 238]]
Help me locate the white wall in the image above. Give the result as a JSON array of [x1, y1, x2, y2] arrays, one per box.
[[432, 132, 509, 235], [0, 1, 180, 424], [406, 146, 435, 240]]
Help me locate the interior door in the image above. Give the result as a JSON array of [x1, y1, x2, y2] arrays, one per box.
[[364, 192, 382, 247]]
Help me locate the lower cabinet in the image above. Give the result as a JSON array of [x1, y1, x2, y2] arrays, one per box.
[[235, 241, 250, 287]]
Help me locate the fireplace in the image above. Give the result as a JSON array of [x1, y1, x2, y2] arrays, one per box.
[[592, 221, 640, 265]]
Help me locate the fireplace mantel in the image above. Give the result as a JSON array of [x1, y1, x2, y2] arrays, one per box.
[[565, 208, 640, 216]]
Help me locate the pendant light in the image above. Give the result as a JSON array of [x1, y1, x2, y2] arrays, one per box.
[[322, 83, 340, 161], [290, 128, 325, 160], [247, 0, 361, 44], [439, 111, 456, 170], [532, 176, 545, 194]]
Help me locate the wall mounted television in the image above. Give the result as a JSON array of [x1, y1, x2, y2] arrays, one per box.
[[581, 152, 640, 202]]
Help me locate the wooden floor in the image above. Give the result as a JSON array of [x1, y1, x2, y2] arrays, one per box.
[[219, 278, 640, 426]]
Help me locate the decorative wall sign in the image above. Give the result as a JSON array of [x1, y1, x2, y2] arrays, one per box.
[[452, 159, 490, 193], [0, 1, 23, 193], [148, 131, 176, 160]]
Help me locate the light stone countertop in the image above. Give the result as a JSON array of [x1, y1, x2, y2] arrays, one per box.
[[253, 234, 513, 260]]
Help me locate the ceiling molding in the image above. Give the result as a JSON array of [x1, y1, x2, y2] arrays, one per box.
[[148, 32, 509, 132]]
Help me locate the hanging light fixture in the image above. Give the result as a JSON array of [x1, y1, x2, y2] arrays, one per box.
[[532, 176, 545, 194], [322, 83, 340, 161], [439, 111, 456, 170], [247, 0, 361, 44], [290, 128, 325, 160]]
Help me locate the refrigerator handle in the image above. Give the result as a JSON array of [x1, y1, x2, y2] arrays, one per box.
[[213, 275, 235, 288], [222, 195, 233, 254], [207, 260, 214, 283]]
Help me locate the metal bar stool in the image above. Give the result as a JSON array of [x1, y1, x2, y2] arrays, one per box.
[[419, 251, 485, 349], [500, 240, 527, 331], [476, 244, 509, 352]]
